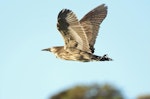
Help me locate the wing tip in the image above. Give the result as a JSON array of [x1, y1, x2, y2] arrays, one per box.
[[57, 9, 72, 31], [58, 9, 72, 19], [98, 4, 108, 10]]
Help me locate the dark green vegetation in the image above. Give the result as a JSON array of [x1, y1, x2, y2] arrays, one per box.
[[50, 84, 124, 99], [50, 84, 150, 99]]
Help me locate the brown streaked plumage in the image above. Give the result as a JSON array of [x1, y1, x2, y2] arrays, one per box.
[[42, 4, 112, 62]]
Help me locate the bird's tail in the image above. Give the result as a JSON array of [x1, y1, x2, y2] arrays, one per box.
[[91, 54, 113, 61]]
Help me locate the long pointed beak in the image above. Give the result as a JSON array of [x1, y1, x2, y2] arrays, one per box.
[[42, 48, 51, 52]]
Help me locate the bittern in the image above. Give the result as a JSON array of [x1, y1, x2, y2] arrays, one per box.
[[42, 4, 112, 62]]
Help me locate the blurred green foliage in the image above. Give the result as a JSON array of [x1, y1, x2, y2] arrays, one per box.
[[137, 94, 150, 99], [50, 84, 124, 99]]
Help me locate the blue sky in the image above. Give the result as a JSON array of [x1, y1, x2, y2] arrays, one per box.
[[0, 0, 150, 99]]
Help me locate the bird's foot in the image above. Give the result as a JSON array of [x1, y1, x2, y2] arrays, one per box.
[[99, 54, 113, 61]]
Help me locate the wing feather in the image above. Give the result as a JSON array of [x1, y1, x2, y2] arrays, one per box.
[[80, 4, 108, 53], [57, 9, 91, 53]]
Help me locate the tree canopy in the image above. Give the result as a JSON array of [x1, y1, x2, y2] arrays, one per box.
[[50, 84, 124, 99]]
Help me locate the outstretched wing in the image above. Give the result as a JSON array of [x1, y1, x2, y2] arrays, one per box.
[[80, 4, 107, 53], [57, 9, 91, 53]]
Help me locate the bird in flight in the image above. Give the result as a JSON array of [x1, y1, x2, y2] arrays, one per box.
[[42, 4, 112, 62]]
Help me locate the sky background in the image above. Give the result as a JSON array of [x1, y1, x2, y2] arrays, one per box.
[[0, 0, 150, 99]]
